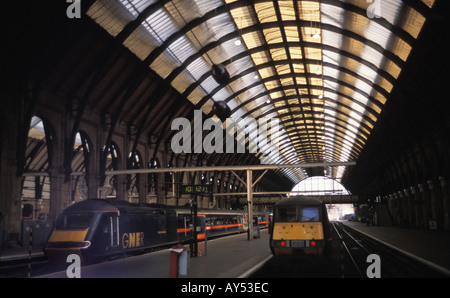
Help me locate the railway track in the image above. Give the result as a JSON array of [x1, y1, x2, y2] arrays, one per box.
[[251, 222, 450, 278], [332, 222, 450, 278], [0, 255, 50, 278], [331, 222, 367, 278]]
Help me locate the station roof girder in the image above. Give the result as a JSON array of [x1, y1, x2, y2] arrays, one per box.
[[83, 0, 435, 187], [8, 0, 447, 198]]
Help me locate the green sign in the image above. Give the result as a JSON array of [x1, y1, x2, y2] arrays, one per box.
[[180, 184, 212, 194]]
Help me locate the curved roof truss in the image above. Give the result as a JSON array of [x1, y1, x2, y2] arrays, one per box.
[[86, 0, 435, 183]]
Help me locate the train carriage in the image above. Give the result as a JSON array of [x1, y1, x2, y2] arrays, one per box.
[[203, 209, 245, 237], [253, 212, 269, 229], [270, 196, 330, 256], [44, 199, 167, 265], [163, 207, 246, 242], [44, 199, 249, 265]]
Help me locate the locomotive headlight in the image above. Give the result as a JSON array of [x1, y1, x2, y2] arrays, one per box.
[[79, 241, 91, 249], [45, 241, 91, 249]]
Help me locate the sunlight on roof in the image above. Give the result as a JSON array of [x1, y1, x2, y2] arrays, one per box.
[[290, 176, 350, 196]]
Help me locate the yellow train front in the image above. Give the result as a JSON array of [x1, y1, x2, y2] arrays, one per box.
[[270, 196, 329, 256]]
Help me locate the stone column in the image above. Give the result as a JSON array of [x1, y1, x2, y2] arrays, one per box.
[[427, 180, 437, 229], [0, 89, 29, 246], [389, 194, 398, 225], [0, 157, 22, 246], [397, 191, 406, 226], [403, 188, 412, 226], [410, 186, 419, 228], [438, 177, 449, 231], [418, 184, 426, 228], [49, 173, 72, 222]]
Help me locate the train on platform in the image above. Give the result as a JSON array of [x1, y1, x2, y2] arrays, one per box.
[[253, 211, 270, 230], [43, 199, 268, 265], [270, 196, 330, 257]]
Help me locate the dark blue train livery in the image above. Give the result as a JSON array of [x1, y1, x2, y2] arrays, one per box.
[[44, 199, 266, 265]]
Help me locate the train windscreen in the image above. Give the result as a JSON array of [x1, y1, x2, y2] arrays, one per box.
[[275, 206, 319, 222], [299, 207, 319, 222], [55, 213, 94, 229], [275, 206, 297, 222]]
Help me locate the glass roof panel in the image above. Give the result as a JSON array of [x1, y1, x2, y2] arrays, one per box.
[[123, 26, 158, 60], [88, 0, 135, 37], [254, 2, 277, 23], [119, 0, 156, 18], [422, 0, 435, 8], [88, 0, 434, 182], [279, 0, 296, 21]]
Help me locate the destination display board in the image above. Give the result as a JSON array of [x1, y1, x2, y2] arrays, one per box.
[[180, 184, 212, 194]]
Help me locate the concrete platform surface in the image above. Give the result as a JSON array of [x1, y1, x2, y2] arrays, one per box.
[[36, 230, 272, 278]]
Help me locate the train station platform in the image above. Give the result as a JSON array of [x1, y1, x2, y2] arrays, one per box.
[[342, 221, 450, 275], [0, 244, 45, 263], [36, 230, 272, 278]]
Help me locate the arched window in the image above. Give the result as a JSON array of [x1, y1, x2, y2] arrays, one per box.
[[291, 176, 350, 196], [148, 157, 160, 194], [290, 176, 354, 221], [127, 151, 142, 202], [71, 131, 91, 201], [22, 116, 52, 219]]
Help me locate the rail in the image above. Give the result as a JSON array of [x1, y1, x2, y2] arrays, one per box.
[[333, 222, 450, 278], [331, 222, 365, 278]]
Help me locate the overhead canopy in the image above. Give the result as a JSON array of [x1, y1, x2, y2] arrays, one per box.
[[85, 0, 435, 185]]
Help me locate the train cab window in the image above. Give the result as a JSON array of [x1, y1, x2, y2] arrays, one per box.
[[101, 215, 110, 234], [109, 215, 120, 247], [56, 213, 94, 229], [299, 207, 319, 222], [99, 214, 119, 247], [275, 207, 297, 222]]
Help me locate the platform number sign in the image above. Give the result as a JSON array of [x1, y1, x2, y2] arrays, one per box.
[[180, 184, 212, 195]]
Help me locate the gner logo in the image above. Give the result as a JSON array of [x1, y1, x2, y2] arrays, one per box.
[[122, 232, 144, 249]]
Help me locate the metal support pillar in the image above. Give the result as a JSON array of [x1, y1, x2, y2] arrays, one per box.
[[190, 195, 198, 257], [247, 169, 253, 241]]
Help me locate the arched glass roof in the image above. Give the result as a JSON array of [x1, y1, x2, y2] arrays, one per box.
[[86, 0, 435, 184], [290, 176, 350, 196]]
